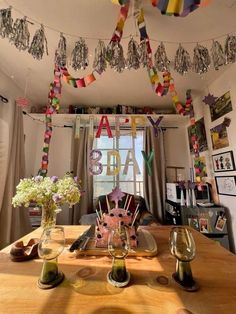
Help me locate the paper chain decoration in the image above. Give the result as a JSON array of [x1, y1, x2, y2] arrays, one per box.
[[60, 1, 129, 89], [112, 0, 210, 16], [38, 65, 61, 176], [38, 0, 202, 180], [151, 0, 210, 17]]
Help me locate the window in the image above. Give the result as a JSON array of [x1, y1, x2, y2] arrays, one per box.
[[93, 129, 144, 198]]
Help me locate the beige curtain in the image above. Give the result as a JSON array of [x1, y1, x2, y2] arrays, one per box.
[[144, 127, 166, 223], [0, 103, 31, 249], [72, 128, 94, 224]]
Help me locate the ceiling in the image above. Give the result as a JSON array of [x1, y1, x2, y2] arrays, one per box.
[[1, 0, 236, 111]]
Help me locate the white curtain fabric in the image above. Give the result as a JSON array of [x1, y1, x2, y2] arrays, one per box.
[[144, 127, 166, 223], [0, 102, 31, 249], [72, 128, 94, 224]]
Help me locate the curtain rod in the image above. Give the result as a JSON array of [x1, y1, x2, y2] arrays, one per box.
[[0, 94, 8, 103]]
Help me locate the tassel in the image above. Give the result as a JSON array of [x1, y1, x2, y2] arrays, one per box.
[[28, 25, 48, 60], [211, 40, 226, 70], [10, 16, 30, 51], [225, 35, 236, 64], [174, 44, 192, 75], [126, 37, 140, 70], [154, 42, 170, 72], [0, 7, 13, 38], [93, 39, 107, 74], [106, 41, 126, 73], [55, 33, 67, 67], [71, 37, 89, 71], [139, 39, 149, 68], [192, 44, 211, 74]]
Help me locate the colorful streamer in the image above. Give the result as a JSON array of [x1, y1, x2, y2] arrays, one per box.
[[38, 64, 61, 176], [151, 0, 210, 17], [60, 1, 130, 89]]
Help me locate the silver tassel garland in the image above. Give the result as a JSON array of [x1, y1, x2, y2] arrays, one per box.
[[71, 37, 89, 71], [0, 7, 13, 38], [10, 16, 30, 51], [55, 33, 67, 67], [192, 44, 211, 74], [106, 41, 126, 73], [28, 25, 48, 60], [139, 39, 149, 68], [126, 37, 140, 70], [154, 42, 170, 72], [93, 39, 107, 74], [225, 35, 236, 64], [174, 44, 192, 75], [211, 40, 226, 70]]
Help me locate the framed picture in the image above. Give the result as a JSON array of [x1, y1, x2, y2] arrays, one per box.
[[210, 123, 229, 150], [210, 91, 233, 122], [215, 176, 236, 196], [212, 151, 235, 172], [188, 117, 208, 154], [199, 218, 209, 233]]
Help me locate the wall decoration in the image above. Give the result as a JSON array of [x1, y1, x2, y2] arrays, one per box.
[[212, 150, 235, 172], [194, 156, 207, 178], [215, 176, 236, 196], [188, 117, 208, 154], [202, 93, 217, 106], [210, 91, 232, 122], [210, 123, 229, 150]]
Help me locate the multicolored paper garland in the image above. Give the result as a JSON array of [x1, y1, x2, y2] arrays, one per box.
[[151, 0, 210, 17], [38, 65, 61, 176], [60, 1, 130, 88]]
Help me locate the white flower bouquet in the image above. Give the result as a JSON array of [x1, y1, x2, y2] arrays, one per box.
[[12, 174, 81, 228]]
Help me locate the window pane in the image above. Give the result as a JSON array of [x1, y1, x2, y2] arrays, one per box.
[[94, 182, 114, 197], [119, 135, 132, 148], [95, 136, 113, 149], [120, 182, 134, 195]]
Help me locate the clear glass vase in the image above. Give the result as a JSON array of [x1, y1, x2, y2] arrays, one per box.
[[41, 207, 57, 230]]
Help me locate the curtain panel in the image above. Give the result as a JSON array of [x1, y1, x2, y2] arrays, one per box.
[[144, 127, 166, 223], [72, 128, 94, 223], [0, 103, 31, 249]]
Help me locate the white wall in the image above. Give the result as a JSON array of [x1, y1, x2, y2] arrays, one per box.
[[192, 64, 236, 252], [164, 126, 190, 181], [23, 115, 73, 178]]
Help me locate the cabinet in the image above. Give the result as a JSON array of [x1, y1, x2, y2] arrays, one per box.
[[165, 200, 231, 251]]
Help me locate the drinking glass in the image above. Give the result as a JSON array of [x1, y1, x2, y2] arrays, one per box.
[[169, 227, 199, 290], [107, 226, 130, 287], [38, 226, 65, 289]]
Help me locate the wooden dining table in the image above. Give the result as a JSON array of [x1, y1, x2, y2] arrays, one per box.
[[0, 225, 236, 314]]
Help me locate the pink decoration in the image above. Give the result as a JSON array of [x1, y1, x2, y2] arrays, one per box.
[[109, 187, 125, 205]]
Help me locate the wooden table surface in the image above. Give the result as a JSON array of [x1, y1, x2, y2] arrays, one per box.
[[0, 225, 236, 314]]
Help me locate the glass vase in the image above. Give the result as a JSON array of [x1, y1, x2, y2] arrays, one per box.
[[41, 207, 57, 230]]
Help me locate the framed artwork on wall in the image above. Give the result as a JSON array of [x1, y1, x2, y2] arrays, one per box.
[[212, 151, 235, 172], [210, 123, 229, 150], [210, 91, 233, 122], [215, 176, 236, 196], [188, 117, 208, 154]]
